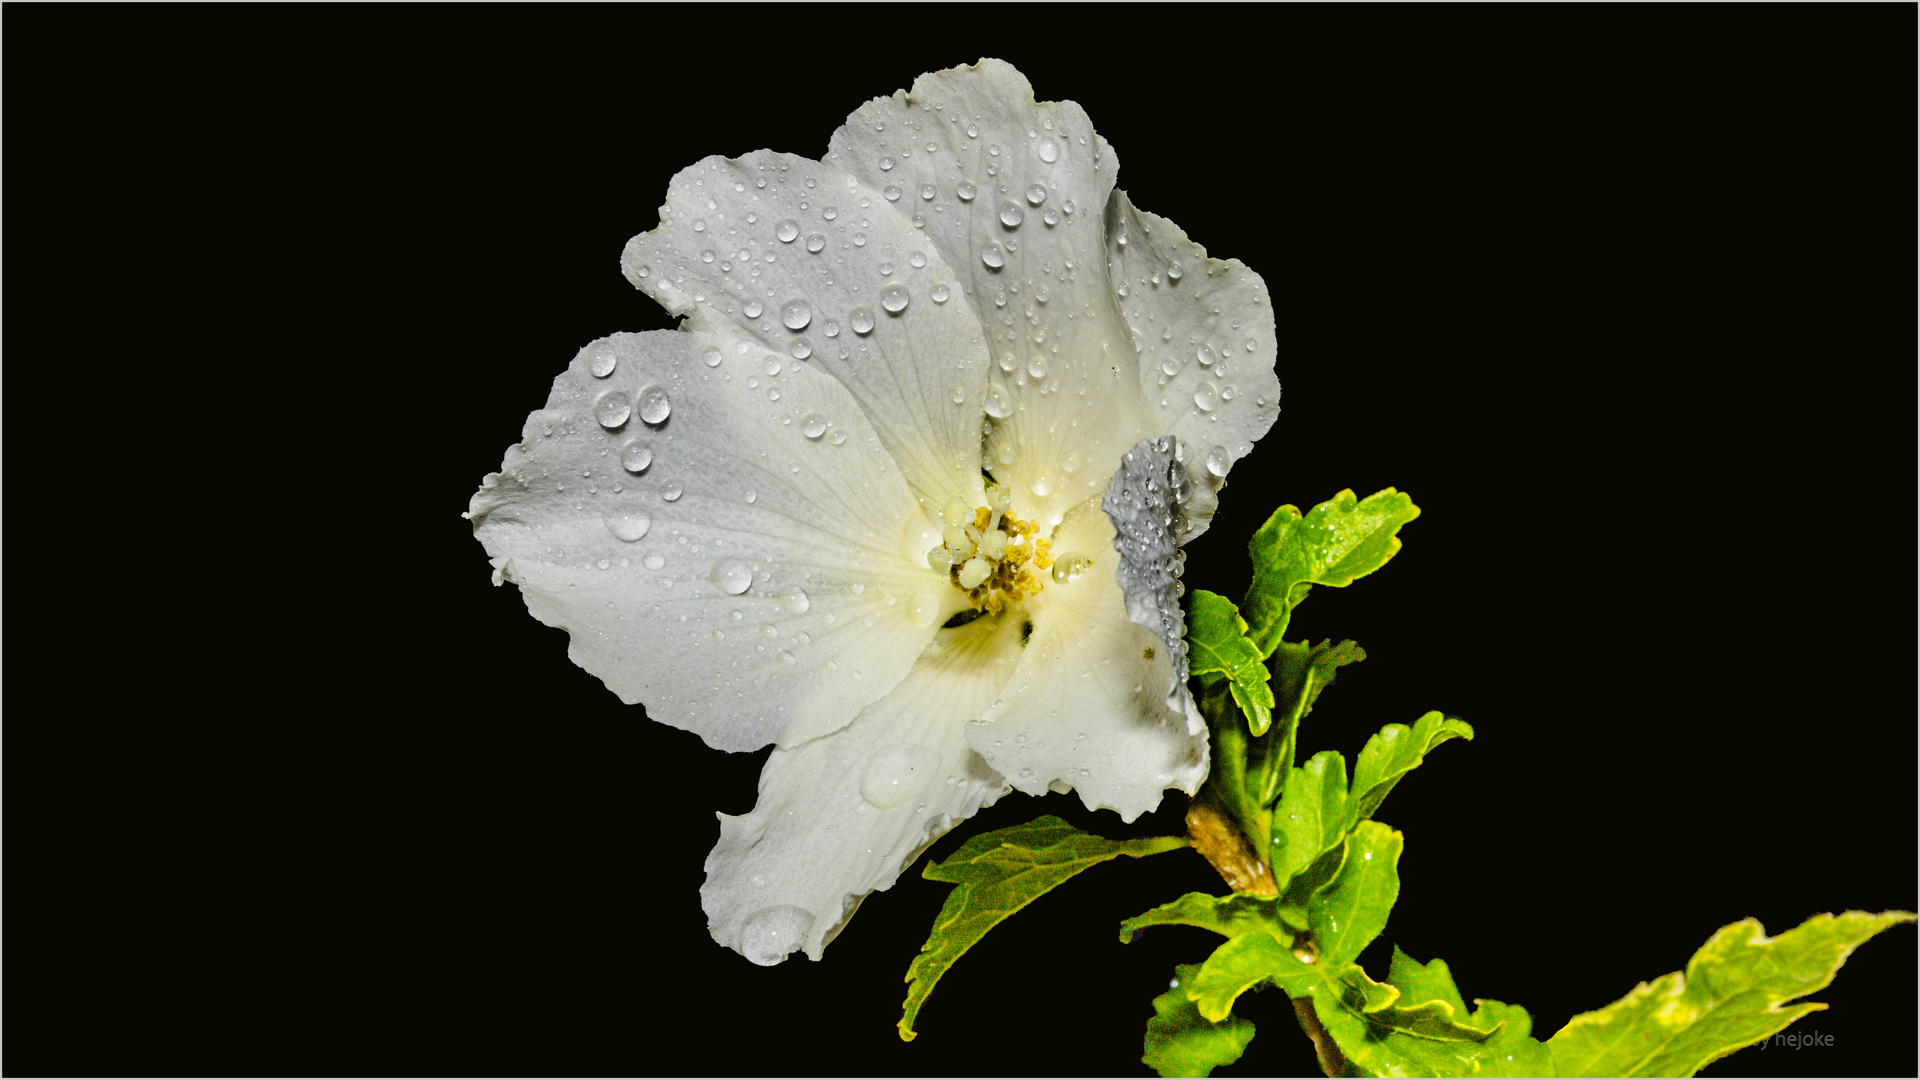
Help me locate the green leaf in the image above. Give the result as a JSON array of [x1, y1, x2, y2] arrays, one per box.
[[1270, 714, 1470, 893], [1349, 711, 1474, 824], [897, 816, 1187, 1041], [1190, 930, 1320, 1021], [1144, 964, 1257, 1078], [1270, 750, 1351, 886], [1243, 488, 1420, 657], [1388, 944, 1471, 1017], [1119, 891, 1290, 945], [1307, 821, 1402, 971], [1319, 988, 1554, 1079], [1186, 590, 1276, 736], [1546, 910, 1917, 1077], [1269, 637, 1367, 731]]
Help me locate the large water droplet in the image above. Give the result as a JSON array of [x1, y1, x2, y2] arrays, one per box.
[[594, 391, 631, 429], [983, 383, 1012, 418], [999, 203, 1024, 228], [790, 339, 812, 360], [638, 387, 671, 424], [1194, 382, 1219, 412], [589, 351, 617, 378], [957, 180, 977, 201], [880, 283, 909, 313], [710, 560, 753, 595], [779, 587, 811, 614], [801, 413, 828, 439], [744, 300, 763, 319], [1025, 184, 1047, 206], [604, 510, 651, 542], [806, 233, 825, 253], [981, 241, 1005, 269], [1206, 445, 1231, 477], [740, 905, 813, 966], [850, 306, 875, 335], [1197, 343, 1218, 367], [621, 442, 653, 473], [775, 220, 799, 243], [782, 299, 811, 331], [1027, 356, 1048, 379], [702, 345, 722, 368], [660, 480, 683, 501], [1167, 263, 1184, 281], [1038, 139, 1060, 163], [930, 283, 950, 304], [883, 185, 902, 202], [860, 745, 938, 809]]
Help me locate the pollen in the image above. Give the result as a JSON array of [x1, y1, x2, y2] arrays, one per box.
[[927, 489, 1053, 615]]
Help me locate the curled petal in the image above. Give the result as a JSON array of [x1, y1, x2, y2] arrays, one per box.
[[704, 614, 1021, 964], [469, 330, 949, 752]]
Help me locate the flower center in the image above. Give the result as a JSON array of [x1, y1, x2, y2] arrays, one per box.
[[926, 488, 1053, 615]]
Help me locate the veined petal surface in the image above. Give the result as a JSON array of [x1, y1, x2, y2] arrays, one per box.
[[622, 151, 992, 520], [704, 614, 1021, 965], [469, 330, 946, 752]]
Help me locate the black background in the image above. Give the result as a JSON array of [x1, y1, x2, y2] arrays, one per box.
[[7, 7, 1914, 1079]]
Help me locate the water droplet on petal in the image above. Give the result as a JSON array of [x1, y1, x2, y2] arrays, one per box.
[[880, 283, 909, 313], [806, 233, 826, 253], [782, 300, 811, 331], [595, 391, 631, 429], [1197, 343, 1218, 367], [957, 180, 977, 201], [621, 442, 653, 473], [1206, 445, 1231, 477], [1167, 263, 1184, 281], [775, 220, 799, 243], [850, 306, 875, 335], [879, 156, 894, 171], [790, 339, 812, 360], [1194, 382, 1219, 412], [710, 560, 753, 595], [740, 905, 813, 966], [779, 587, 811, 614], [1038, 139, 1060, 163], [1027, 356, 1048, 379], [999, 203, 1024, 228], [604, 510, 651, 542], [744, 300, 763, 319], [981, 241, 1005, 269], [860, 746, 938, 808], [983, 383, 1012, 418], [801, 413, 828, 439], [930, 283, 950, 303], [1025, 184, 1046, 206], [638, 386, 671, 424], [919, 183, 935, 201], [883, 185, 902, 202], [659, 480, 683, 501], [589, 351, 617, 378], [702, 345, 722, 368]]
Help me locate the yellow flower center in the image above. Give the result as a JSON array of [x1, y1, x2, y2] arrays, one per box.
[[926, 489, 1053, 615]]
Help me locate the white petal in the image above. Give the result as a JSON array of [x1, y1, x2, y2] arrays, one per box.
[[825, 59, 1162, 529], [620, 151, 993, 519], [967, 498, 1207, 819], [1107, 191, 1281, 517], [469, 330, 953, 752], [703, 612, 1021, 964]]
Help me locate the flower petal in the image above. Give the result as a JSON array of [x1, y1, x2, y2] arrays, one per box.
[[468, 330, 953, 752], [824, 59, 1163, 528], [966, 496, 1207, 820], [1106, 191, 1282, 519], [703, 613, 1021, 964], [620, 151, 993, 519]]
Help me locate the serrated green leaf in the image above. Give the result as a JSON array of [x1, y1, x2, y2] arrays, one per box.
[[1119, 891, 1290, 945], [1271, 750, 1351, 886], [1546, 910, 1917, 1077], [1315, 988, 1552, 1078], [1270, 714, 1469, 893], [1350, 711, 1474, 824], [1276, 834, 1348, 930], [898, 816, 1187, 1041], [1308, 821, 1402, 970], [1189, 928, 1320, 1020], [1243, 488, 1420, 656], [1144, 964, 1257, 1078], [1389, 944, 1471, 1017], [1187, 590, 1276, 736]]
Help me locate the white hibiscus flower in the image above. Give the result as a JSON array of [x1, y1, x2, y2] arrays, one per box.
[[467, 59, 1278, 966]]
